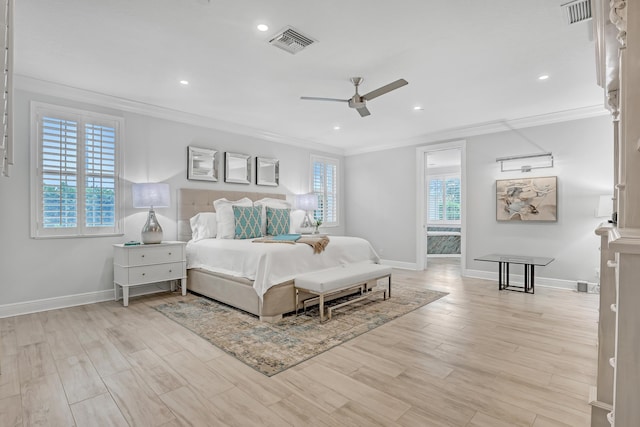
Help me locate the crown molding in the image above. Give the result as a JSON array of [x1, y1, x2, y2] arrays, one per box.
[[14, 74, 345, 156], [343, 105, 609, 156], [16, 75, 607, 159]]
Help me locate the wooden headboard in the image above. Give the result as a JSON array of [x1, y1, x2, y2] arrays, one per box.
[[177, 188, 287, 241]]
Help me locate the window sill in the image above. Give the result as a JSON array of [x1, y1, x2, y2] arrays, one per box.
[[31, 233, 125, 240]]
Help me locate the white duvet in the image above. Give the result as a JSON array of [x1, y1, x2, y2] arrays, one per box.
[[186, 236, 380, 298]]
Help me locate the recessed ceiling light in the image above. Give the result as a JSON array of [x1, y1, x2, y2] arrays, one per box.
[[413, 106, 424, 111], [538, 74, 550, 81], [179, 80, 189, 85], [257, 24, 269, 32], [333, 126, 341, 130]]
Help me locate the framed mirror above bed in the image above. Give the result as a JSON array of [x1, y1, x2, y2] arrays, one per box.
[[225, 152, 251, 184], [256, 157, 279, 187], [187, 146, 219, 181]]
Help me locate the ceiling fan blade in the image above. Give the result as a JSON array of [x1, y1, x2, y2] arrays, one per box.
[[300, 96, 348, 103], [362, 78, 408, 101], [356, 106, 371, 117]]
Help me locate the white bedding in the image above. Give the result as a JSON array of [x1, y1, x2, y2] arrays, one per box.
[[186, 236, 380, 297]]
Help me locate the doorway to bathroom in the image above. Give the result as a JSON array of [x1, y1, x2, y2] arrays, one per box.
[[416, 141, 466, 271]]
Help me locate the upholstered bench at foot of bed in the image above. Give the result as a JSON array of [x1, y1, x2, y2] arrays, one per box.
[[294, 263, 392, 322]]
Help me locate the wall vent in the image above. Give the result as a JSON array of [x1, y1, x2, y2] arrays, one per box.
[[269, 26, 316, 54], [562, 0, 592, 24]]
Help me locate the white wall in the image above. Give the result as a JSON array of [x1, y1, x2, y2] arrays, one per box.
[[0, 86, 343, 312], [345, 115, 613, 285], [344, 146, 417, 265]]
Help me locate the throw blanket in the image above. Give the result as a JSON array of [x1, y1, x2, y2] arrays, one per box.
[[253, 235, 330, 254]]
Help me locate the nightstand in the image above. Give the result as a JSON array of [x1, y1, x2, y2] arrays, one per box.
[[113, 241, 187, 306]]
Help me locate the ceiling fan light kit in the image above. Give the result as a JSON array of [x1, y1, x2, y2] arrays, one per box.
[[301, 77, 408, 117]]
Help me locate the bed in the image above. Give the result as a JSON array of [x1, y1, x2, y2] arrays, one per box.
[[177, 189, 381, 321]]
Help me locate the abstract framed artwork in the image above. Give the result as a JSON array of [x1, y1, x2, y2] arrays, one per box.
[[187, 146, 218, 182], [496, 176, 557, 222], [256, 157, 279, 186]]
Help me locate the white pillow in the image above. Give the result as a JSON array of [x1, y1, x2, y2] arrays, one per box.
[[289, 209, 306, 233], [254, 197, 291, 235], [189, 212, 217, 242], [213, 197, 253, 239]]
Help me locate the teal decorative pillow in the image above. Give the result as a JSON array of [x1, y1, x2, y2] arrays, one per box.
[[233, 206, 263, 239], [266, 207, 290, 236]]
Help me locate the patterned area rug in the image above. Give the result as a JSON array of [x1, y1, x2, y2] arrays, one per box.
[[153, 286, 447, 376]]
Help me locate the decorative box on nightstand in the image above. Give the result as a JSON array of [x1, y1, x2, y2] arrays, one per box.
[[113, 241, 187, 306]]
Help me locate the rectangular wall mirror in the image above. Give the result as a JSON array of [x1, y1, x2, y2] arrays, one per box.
[[256, 157, 279, 186], [224, 152, 251, 184], [187, 146, 218, 181]]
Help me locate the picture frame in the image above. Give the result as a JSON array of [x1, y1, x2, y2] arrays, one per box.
[[187, 146, 218, 182], [256, 157, 279, 187], [496, 176, 557, 222], [224, 152, 251, 184]]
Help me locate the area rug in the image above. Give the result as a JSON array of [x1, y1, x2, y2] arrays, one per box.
[[153, 286, 447, 376]]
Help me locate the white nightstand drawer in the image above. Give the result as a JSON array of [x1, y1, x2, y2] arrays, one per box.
[[121, 245, 183, 266], [125, 262, 185, 285]]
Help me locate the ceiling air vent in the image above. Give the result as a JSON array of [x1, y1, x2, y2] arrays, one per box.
[[562, 0, 592, 24], [269, 26, 316, 54]]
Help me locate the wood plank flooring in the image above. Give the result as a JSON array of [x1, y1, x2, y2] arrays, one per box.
[[0, 258, 599, 426]]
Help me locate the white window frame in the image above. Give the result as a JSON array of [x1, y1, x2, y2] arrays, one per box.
[[30, 102, 124, 238], [427, 173, 461, 225], [310, 154, 339, 227]]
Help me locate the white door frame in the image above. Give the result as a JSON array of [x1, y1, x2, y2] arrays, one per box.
[[415, 140, 467, 270]]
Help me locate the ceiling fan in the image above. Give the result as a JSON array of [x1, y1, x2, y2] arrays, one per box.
[[301, 77, 408, 117]]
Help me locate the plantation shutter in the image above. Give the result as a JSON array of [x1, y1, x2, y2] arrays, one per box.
[[41, 117, 79, 230], [427, 174, 461, 224], [85, 123, 116, 228], [311, 156, 339, 226], [0, 0, 13, 177], [445, 177, 461, 221], [427, 178, 444, 221]]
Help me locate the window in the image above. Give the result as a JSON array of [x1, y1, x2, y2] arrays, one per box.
[[31, 103, 123, 238], [427, 174, 461, 223], [311, 155, 339, 226]]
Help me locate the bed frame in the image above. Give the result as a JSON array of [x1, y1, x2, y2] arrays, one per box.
[[178, 189, 361, 322]]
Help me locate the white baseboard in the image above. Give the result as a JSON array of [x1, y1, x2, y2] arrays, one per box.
[[0, 282, 174, 318], [462, 268, 596, 291], [427, 254, 461, 258], [0, 289, 113, 318], [380, 259, 419, 270]]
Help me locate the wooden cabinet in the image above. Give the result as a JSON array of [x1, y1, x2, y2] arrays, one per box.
[[592, 2, 640, 425], [113, 241, 186, 306]]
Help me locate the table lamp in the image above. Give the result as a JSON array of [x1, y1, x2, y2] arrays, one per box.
[[296, 193, 318, 229], [132, 183, 170, 244]]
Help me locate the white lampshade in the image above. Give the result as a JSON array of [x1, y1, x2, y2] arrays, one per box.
[[596, 194, 613, 218], [132, 183, 170, 208], [296, 193, 318, 211]]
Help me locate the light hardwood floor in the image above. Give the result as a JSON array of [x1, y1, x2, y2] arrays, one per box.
[[0, 259, 599, 426]]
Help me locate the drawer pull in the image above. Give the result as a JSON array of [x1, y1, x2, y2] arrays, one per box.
[[611, 304, 617, 313], [168, 252, 172, 255], [142, 273, 146, 276], [141, 254, 145, 258], [169, 269, 172, 273]]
